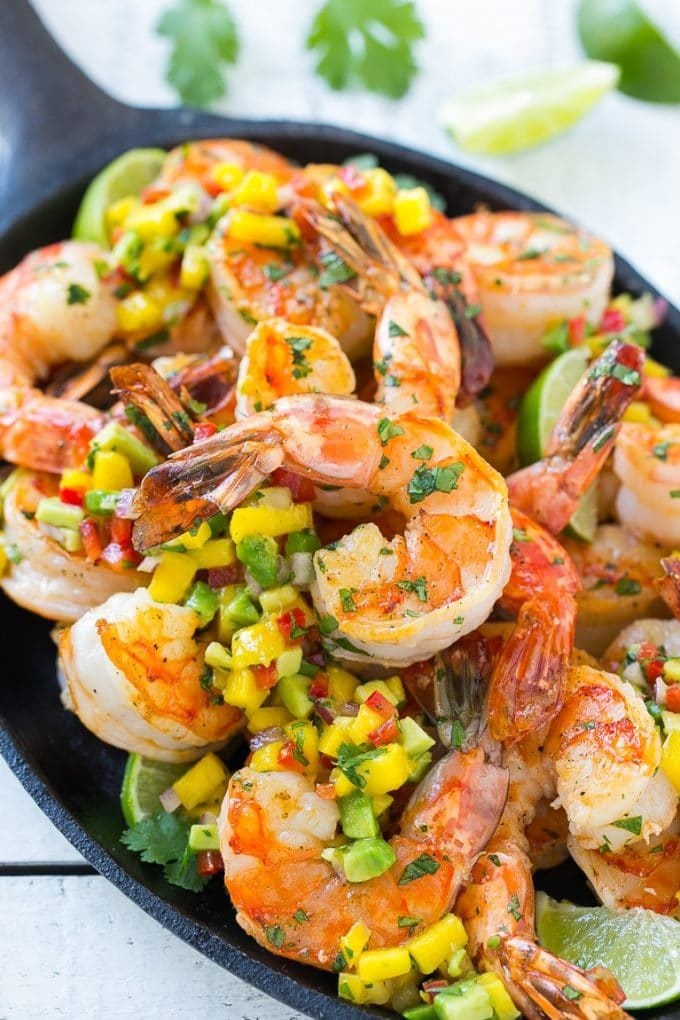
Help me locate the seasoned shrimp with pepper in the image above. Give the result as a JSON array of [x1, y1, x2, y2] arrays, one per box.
[[59, 587, 243, 762], [131, 394, 513, 667]]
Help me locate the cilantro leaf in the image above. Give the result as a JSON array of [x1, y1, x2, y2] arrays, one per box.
[[157, 0, 240, 107], [121, 811, 189, 864], [163, 852, 210, 892], [306, 0, 425, 99]]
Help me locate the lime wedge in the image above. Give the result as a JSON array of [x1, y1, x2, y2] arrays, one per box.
[[120, 753, 186, 826], [72, 147, 167, 248], [578, 0, 680, 103], [516, 347, 597, 541], [536, 892, 680, 1010], [439, 62, 620, 155]]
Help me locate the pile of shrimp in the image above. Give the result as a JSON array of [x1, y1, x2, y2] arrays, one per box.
[[1, 137, 678, 1020]]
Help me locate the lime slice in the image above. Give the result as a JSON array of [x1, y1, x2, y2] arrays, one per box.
[[578, 0, 680, 103], [439, 61, 620, 155], [516, 347, 597, 541], [72, 147, 167, 248], [120, 753, 186, 826], [536, 892, 680, 1010]]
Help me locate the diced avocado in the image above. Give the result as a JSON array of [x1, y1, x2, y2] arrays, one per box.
[[204, 641, 232, 671], [433, 979, 493, 1020], [60, 527, 83, 553], [339, 792, 380, 840], [407, 751, 433, 783], [285, 528, 322, 556], [400, 716, 436, 758], [225, 587, 261, 626], [236, 534, 279, 589], [36, 497, 84, 530], [188, 823, 220, 852], [342, 837, 396, 883], [84, 489, 120, 516], [276, 646, 303, 679], [89, 421, 159, 476], [278, 673, 314, 719], [184, 581, 219, 627], [403, 1006, 437, 1020]]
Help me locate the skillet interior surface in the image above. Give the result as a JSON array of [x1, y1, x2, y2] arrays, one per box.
[[0, 34, 678, 1014]]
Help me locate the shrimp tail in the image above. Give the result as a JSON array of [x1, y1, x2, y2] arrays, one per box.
[[46, 341, 131, 404], [498, 937, 630, 1020], [657, 555, 680, 619], [508, 341, 644, 535], [426, 271, 494, 405], [131, 420, 284, 550], [487, 596, 575, 743], [111, 363, 195, 453]]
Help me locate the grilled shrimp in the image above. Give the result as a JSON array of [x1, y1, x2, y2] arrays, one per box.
[[218, 747, 508, 970], [156, 138, 295, 194], [235, 318, 355, 418], [545, 665, 677, 852], [508, 341, 644, 535], [59, 587, 243, 762], [561, 525, 668, 656], [131, 394, 513, 667], [1, 471, 139, 623], [452, 211, 614, 366], [614, 423, 680, 546]]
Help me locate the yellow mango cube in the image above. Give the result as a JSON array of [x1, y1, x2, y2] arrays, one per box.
[[326, 665, 359, 703], [623, 401, 653, 424], [356, 168, 397, 216], [172, 753, 228, 810], [349, 703, 386, 745], [222, 667, 269, 714], [91, 450, 133, 492], [230, 617, 288, 668], [117, 290, 164, 334], [357, 945, 412, 982], [318, 717, 355, 758], [229, 503, 313, 542], [148, 551, 197, 603], [59, 469, 93, 492], [232, 170, 280, 213], [338, 973, 390, 1006], [643, 356, 670, 378], [477, 973, 520, 1020], [228, 210, 300, 249], [212, 161, 245, 191], [408, 914, 467, 974], [663, 658, 680, 683], [247, 706, 292, 732], [355, 680, 400, 707], [661, 730, 680, 792], [106, 195, 139, 232], [340, 921, 371, 968], [258, 584, 299, 614], [394, 187, 433, 236], [359, 743, 410, 796], [385, 674, 406, 705], [250, 740, 286, 772], [125, 201, 179, 241], [180, 244, 210, 290], [188, 538, 236, 569], [330, 767, 356, 798]]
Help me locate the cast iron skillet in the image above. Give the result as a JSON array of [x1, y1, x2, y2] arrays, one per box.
[[1, 2, 679, 1017]]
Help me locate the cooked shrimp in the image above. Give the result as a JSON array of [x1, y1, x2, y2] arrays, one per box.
[[658, 555, 680, 619], [452, 211, 614, 366], [156, 138, 294, 194], [0, 240, 118, 387], [508, 340, 644, 535], [569, 814, 680, 916], [544, 665, 677, 852], [561, 524, 668, 656], [641, 374, 680, 424], [59, 587, 243, 762], [487, 508, 581, 743], [235, 318, 355, 418], [218, 747, 508, 970], [614, 423, 680, 546], [131, 394, 513, 667], [0, 388, 105, 473], [601, 617, 680, 680], [1, 472, 138, 623]]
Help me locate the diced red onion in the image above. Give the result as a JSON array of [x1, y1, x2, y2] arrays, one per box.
[[307, 651, 326, 667], [249, 726, 285, 750], [200, 811, 218, 825], [244, 570, 262, 597], [315, 702, 336, 724], [160, 785, 182, 813], [339, 701, 359, 717], [115, 489, 138, 519], [207, 565, 239, 588], [275, 556, 291, 585]]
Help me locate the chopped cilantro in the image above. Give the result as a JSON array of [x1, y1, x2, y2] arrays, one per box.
[[318, 613, 339, 634], [388, 320, 409, 337], [336, 743, 386, 789], [411, 444, 433, 460], [407, 462, 464, 503], [396, 576, 428, 602], [614, 576, 641, 596], [66, 282, 91, 305], [397, 853, 440, 885], [612, 815, 642, 835], [318, 250, 356, 288], [507, 893, 522, 921], [264, 924, 286, 948], [339, 588, 357, 612], [285, 336, 313, 379], [377, 417, 405, 445]]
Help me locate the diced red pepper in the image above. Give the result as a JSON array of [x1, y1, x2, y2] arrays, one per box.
[[277, 740, 305, 773], [276, 607, 307, 641], [59, 486, 85, 507], [315, 782, 336, 800], [193, 422, 218, 443], [666, 686, 680, 712], [368, 716, 399, 747], [568, 315, 586, 346], [196, 850, 224, 876], [110, 516, 133, 545], [601, 307, 627, 334], [251, 662, 278, 690], [365, 690, 397, 719], [309, 676, 329, 700], [79, 518, 102, 562], [270, 467, 316, 503], [637, 642, 666, 683]]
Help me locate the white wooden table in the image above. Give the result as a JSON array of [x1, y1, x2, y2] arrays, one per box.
[[3, 1, 680, 1016]]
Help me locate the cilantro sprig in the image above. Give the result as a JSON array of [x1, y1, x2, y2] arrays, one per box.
[[157, 0, 240, 107], [121, 811, 210, 893]]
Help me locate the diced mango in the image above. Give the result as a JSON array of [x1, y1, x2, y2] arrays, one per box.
[[286, 719, 319, 775], [59, 469, 93, 492], [180, 243, 210, 290], [221, 667, 269, 714], [250, 740, 287, 772], [170, 521, 212, 550], [124, 201, 179, 240], [248, 706, 292, 732], [408, 914, 467, 974], [0, 542, 7, 576], [106, 195, 138, 232], [337, 972, 390, 1006], [230, 617, 288, 668], [358, 742, 411, 796], [357, 945, 412, 982], [356, 168, 397, 216], [623, 401, 654, 424], [318, 717, 355, 758], [172, 753, 228, 810], [661, 730, 680, 792], [232, 170, 280, 213], [371, 794, 393, 818], [91, 450, 133, 491], [258, 584, 299, 614], [385, 674, 406, 705], [477, 973, 520, 1020], [643, 356, 670, 378], [340, 921, 371, 968], [212, 161, 245, 192], [148, 551, 197, 603], [394, 187, 432, 236], [663, 658, 680, 682], [330, 767, 357, 798], [349, 703, 386, 745], [188, 538, 236, 569], [354, 679, 400, 707], [204, 641, 232, 671], [229, 503, 313, 542], [326, 665, 359, 703], [117, 290, 164, 334], [228, 210, 300, 249]]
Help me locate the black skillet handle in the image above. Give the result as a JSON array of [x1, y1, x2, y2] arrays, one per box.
[[0, 0, 166, 234]]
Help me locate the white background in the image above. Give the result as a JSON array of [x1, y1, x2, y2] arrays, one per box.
[[2, 0, 680, 1017]]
